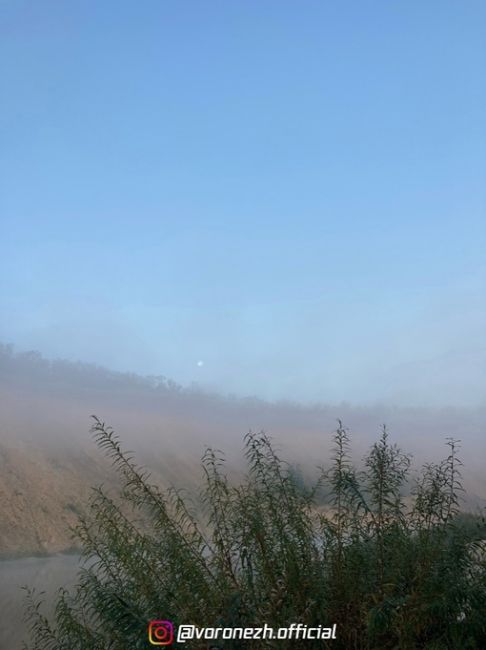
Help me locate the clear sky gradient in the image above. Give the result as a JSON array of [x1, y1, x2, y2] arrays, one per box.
[[1, 1, 485, 406]]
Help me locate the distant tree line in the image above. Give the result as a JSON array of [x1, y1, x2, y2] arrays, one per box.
[[0, 343, 183, 392]]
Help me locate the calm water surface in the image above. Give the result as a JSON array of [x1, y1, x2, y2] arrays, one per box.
[[0, 554, 81, 650]]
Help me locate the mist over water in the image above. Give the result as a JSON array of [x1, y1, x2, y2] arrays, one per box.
[[1, 344, 485, 492], [1, 2, 485, 647], [1, 346, 485, 650], [1, 344, 485, 642]]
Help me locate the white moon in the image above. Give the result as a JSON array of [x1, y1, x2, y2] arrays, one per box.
[[197, 360, 204, 367]]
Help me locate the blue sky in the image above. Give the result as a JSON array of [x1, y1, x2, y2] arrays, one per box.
[[1, 1, 485, 405]]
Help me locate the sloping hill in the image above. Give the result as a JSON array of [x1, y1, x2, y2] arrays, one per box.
[[1, 345, 485, 557]]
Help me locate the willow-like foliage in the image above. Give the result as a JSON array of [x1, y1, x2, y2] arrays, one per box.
[[23, 418, 486, 649]]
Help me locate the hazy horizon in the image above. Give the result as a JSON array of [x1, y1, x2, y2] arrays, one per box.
[[3, 340, 486, 410], [2, 342, 485, 459]]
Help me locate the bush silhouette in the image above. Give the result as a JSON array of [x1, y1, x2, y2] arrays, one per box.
[[24, 418, 486, 649]]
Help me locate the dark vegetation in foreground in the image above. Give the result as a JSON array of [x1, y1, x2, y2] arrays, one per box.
[[24, 419, 486, 649]]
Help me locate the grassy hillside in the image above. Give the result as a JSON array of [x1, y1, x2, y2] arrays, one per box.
[[1, 345, 485, 557]]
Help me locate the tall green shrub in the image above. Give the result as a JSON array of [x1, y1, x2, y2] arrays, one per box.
[[24, 418, 486, 649]]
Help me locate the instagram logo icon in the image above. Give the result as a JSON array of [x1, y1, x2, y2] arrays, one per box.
[[148, 620, 174, 646]]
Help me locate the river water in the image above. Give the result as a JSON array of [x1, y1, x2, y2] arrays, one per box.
[[0, 554, 81, 650]]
